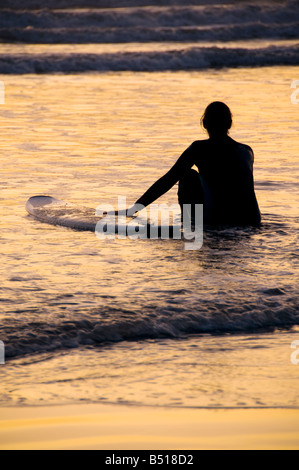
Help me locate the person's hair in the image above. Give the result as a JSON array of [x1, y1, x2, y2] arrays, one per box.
[[201, 102, 233, 136]]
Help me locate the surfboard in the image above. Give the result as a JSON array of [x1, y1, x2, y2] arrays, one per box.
[[25, 196, 182, 238]]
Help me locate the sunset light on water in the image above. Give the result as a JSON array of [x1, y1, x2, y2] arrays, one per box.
[[0, 0, 298, 452]]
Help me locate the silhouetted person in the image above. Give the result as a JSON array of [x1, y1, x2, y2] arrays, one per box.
[[129, 102, 261, 226]]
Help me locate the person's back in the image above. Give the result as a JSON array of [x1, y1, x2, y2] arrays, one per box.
[[129, 101, 261, 227], [191, 136, 261, 225]]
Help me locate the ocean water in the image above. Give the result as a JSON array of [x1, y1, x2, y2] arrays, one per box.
[[0, 0, 298, 409]]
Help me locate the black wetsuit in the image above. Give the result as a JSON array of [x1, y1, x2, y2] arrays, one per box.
[[136, 137, 261, 226]]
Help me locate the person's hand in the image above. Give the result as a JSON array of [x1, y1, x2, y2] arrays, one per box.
[[126, 204, 143, 217], [104, 204, 143, 218], [112, 207, 138, 218], [113, 209, 129, 217]]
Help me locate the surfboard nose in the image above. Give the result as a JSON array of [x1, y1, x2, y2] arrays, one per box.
[[26, 196, 60, 213]]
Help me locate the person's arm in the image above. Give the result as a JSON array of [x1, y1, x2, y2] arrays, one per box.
[[128, 143, 196, 215]]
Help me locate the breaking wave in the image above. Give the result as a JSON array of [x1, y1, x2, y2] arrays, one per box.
[[0, 44, 298, 73], [2, 294, 299, 359]]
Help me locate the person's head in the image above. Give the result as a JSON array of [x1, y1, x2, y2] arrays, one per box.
[[201, 102, 233, 137]]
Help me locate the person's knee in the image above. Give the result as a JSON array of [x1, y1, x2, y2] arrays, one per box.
[[180, 168, 199, 184], [178, 169, 203, 206], [178, 169, 200, 195]]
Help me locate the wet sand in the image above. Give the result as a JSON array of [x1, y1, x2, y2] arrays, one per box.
[[0, 405, 298, 450]]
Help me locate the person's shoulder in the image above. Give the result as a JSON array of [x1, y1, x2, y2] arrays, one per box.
[[232, 140, 254, 159], [192, 139, 209, 145], [189, 139, 209, 149], [234, 140, 253, 154], [232, 140, 255, 167]]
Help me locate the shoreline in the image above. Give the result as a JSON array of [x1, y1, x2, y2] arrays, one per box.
[[0, 404, 299, 450]]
